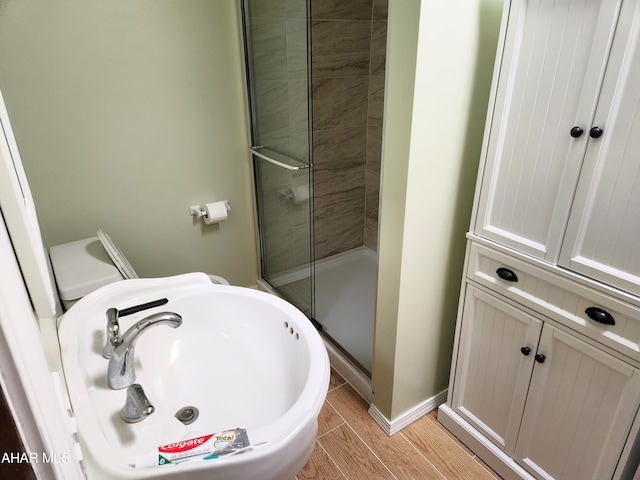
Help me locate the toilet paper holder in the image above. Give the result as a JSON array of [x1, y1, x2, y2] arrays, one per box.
[[189, 200, 231, 219]]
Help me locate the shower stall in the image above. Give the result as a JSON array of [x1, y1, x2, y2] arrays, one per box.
[[242, 0, 387, 378]]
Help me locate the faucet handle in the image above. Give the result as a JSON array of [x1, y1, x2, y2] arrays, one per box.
[[121, 384, 155, 423], [102, 308, 120, 358]]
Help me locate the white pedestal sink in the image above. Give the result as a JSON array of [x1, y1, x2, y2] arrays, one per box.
[[58, 273, 329, 480]]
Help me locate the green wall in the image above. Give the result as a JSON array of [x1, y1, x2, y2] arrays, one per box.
[[374, 0, 504, 420], [0, 0, 258, 285]]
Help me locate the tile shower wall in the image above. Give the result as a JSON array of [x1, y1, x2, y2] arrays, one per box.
[[246, 0, 314, 278], [246, 0, 387, 275], [312, 0, 387, 259], [246, 0, 309, 157]]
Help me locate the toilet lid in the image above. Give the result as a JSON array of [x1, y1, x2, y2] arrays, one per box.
[[96, 230, 138, 279]]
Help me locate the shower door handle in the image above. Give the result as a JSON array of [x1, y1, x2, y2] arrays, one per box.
[[250, 147, 311, 171]]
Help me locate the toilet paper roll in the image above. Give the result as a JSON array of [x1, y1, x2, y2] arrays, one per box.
[[290, 185, 309, 204], [203, 201, 228, 225]]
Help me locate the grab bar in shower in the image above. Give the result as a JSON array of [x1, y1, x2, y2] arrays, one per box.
[[250, 146, 311, 171]]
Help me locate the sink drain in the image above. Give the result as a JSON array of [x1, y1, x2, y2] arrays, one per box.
[[175, 406, 199, 425]]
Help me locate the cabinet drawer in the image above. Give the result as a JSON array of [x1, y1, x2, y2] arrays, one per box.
[[467, 242, 640, 361]]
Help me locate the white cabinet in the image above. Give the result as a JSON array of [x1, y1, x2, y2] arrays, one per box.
[[451, 286, 542, 455], [474, 0, 640, 297], [440, 0, 640, 479], [474, 0, 624, 263], [558, 0, 640, 296], [515, 325, 640, 480], [469, 0, 640, 306], [452, 286, 640, 480]]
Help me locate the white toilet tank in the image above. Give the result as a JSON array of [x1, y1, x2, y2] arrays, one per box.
[[49, 233, 230, 310], [49, 237, 124, 310]]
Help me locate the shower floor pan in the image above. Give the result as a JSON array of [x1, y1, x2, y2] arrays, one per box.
[[274, 247, 377, 375]]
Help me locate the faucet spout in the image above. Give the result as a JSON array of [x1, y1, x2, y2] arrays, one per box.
[[107, 311, 182, 389]]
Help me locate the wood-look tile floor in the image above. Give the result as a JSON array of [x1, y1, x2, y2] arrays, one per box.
[[296, 369, 502, 480]]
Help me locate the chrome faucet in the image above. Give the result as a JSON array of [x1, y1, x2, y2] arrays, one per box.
[[107, 311, 182, 389]]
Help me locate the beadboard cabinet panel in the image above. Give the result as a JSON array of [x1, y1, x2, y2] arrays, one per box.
[[514, 325, 640, 480], [474, 0, 622, 262], [559, 1, 640, 297], [452, 286, 542, 456]]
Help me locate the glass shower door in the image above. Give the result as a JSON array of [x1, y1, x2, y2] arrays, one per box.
[[242, 0, 315, 319]]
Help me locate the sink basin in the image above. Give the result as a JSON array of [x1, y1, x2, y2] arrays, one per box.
[[58, 273, 329, 479]]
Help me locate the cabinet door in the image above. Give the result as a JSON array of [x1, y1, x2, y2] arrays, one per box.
[[514, 325, 640, 480], [452, 286, 542, 455], [559, 2, 640, 297], [474, 0, 623, 262]]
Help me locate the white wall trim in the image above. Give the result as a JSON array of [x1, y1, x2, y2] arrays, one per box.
[[368, 389, 448, 436]]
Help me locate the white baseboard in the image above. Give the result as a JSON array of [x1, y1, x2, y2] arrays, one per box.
[[368, 389, 448, 436]]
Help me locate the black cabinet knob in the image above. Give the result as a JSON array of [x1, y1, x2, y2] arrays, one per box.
[[496, 267, 518, 282], [585, 307, 615, 325], [520, 346, 531, 356], [590, 126, 603, 138], [570, 126, 584, 138], [535, 354, 546, 364]]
